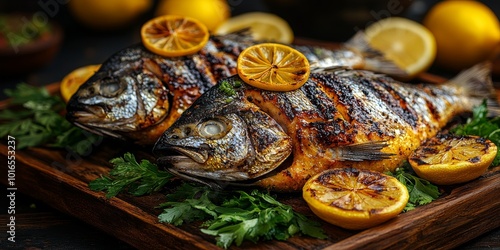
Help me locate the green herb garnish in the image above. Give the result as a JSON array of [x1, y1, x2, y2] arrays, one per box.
[[219, 80, 236, 96], [89, 153, 327, 248], [89, 152, 174, 198], [387, 164, 440, 212], [451, 100, 500, 166], [0, 83, 101, 154], [159, 183, 327, 249]]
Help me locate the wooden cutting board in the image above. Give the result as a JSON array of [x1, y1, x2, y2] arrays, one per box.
[[1, 79, 500, 250]]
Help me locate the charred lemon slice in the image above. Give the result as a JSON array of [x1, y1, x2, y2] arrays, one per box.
[[303, 168, 409, 230], [141, 15, 209, 57], [237, 43, 310, 92], [409, 134, 497, 185], [60, 64, 101, 103]]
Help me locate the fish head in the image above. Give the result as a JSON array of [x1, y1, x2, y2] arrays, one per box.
[[153, 76, 292, 186], [66, 59, 170, 140]]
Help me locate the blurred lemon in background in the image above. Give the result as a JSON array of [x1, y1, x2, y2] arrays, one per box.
[[215, 12, 294, 44], [423, 0, 500, 71], [69, 0, 152, 30], [365, 17, 436, 79], [155, 0, 230, 31]]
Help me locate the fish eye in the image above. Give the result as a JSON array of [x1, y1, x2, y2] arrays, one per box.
[[100, 80, 123, 97], [198, 118, 231, 139]]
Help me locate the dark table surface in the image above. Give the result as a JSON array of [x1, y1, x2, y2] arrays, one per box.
[[1, 1, 500, 249]]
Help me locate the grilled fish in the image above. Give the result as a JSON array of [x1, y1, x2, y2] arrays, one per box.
[[152, 64, 498, 192], [66, 32, 405, 145]]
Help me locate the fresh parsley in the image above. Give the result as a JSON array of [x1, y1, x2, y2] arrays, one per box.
[[158, 183, 327, 249], [89, 152, 174, 198], [387, 164, 441, 212], [451, 100, 500, 166], [89, 153, 327, 248], [218, 79, 242, 103], [0, 83, 101, 154]]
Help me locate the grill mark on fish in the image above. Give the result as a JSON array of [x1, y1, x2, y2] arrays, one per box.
[[316, 73, 368, 124], [301, 81, 337, 120], [184, 57, 214, 92], [366, 77, 420, 128], [312, 73, 353, 123], [420, 85, 445, 122]]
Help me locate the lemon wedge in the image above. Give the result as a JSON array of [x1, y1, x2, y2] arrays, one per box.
[[215, 12, 294, 44], [365, 17, 436, 78]]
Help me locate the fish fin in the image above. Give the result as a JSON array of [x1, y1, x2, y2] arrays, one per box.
[[329, 141, 395, 161], [344, 31, 408, 78], [447, 62, 500, 116]]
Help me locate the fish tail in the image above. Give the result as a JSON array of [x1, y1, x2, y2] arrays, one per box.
[[448, 62, 500, 116], [344, 31, 408, 78]]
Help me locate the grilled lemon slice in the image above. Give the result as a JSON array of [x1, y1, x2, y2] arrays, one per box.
[[237, 43, 310, 92], [141, 15, 209, 57], [303, 168, 409, 230], [409, 134, 497, 185]]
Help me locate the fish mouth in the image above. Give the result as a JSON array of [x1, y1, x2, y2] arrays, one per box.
[[66, 105, 139, 136], [67, 105, 106, 123], [154, 145, 210, 173], [66, 106, 134, 140], [154, 144, 253, 183]]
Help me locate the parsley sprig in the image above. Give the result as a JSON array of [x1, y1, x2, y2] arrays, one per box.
[[451, 100, 500, 166], [218, 79, 242, 103], [89, 153, 327, 248], [387, 164, 441, 212], [159, 183, 327, 249], [0, 83, 101, 154], [89, 153, 174, 198]]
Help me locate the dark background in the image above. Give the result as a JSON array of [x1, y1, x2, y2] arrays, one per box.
[[1, 0, 500, 249]]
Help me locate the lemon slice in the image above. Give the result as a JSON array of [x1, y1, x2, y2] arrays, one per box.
[[303, 168, 409, 230], [141, 15, 209, 57], [215, 12, 294, 44], [409, 134, 497, 185], [237, 43, 310, 92], [60, 64, 101, 103], [364, 17, 436, 78]]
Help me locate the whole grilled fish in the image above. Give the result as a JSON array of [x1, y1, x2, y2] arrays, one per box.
[[152, 64, 498, 192], [66, 32, 405, 145]]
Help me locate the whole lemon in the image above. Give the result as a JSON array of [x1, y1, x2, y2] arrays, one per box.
[[155, 0, 230, 31], [69, 0, 152, 30], [423, 0, 500, 71]]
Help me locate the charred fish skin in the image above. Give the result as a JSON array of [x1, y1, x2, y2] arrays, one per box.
[[66, 32, 405, 145], [153, 64, 497, 192]]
